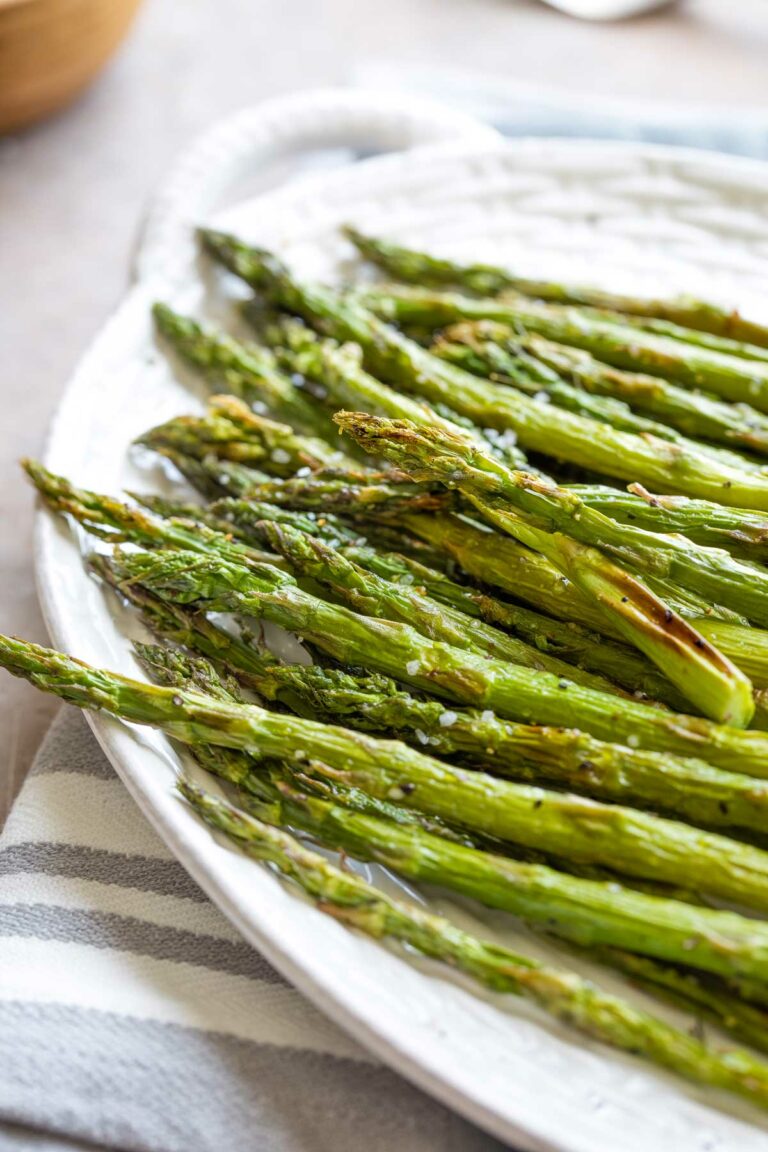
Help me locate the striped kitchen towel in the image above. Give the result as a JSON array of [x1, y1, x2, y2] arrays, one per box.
[[0, 707, 504, 1152]]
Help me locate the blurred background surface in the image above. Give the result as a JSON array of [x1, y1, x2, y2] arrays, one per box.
[[3, 0, 768, 819]]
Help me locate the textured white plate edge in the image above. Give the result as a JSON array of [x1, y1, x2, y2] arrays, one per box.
[[33, 127, 768, 1152]]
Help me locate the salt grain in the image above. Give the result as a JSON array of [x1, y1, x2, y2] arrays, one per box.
[[438, 711, 458, 728], [406, 660, 420, 676]]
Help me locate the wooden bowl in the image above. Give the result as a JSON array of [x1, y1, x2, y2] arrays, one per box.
[[0, 0, 144, 133]]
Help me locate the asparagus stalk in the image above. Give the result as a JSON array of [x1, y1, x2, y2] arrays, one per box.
[[261, 520, 628, 697], [292, 750, 768, 912], [340, 412, 768, 636], [23, 459, 282, 572], [152, 303, 340, 442], [138, 641, 490, 848], [437, 329, 768, 483], [617, 313, 768, 363], [106, 547, 768, 774], [403, 512, 768, 686], [344, 227, 768, 352], [142, 642, 748, 888], [356, 282, 768, 414], [266, 316, 532, 471], [137, 635, 628, 865], [8, 629, 768, 973], [571, 484, 768, 557], [92, 556, 290, 687], [605, 950, 768, 1056], [200, 229, 768, 507], [340, 544, 692, 712], [437, 321, 768, 462], [125, 601, 768, 835], [137, 394, 353, 476], [181, 781, 768, 1110], [337, 413, 754, 727], [434, 331, 700, 444], [518, 330, 768, 455], [234, 658, 768, 834], [139, 491, 367, 551], [220, 473, 453, 515], [144, 443, 270, 500]]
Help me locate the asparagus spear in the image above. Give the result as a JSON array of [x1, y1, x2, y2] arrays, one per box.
[[291, 751, 768, 912], [344, 227, 768, 352], [200, 229, 768, 507], [145, 642, 758, 891], [181, 781, 768, 1110], [340, 412, 768, 637], [106, 547, 768, 774], [144, 442, 271, 500], [571, 484, 768, 557], [152, 303, 340, 442], [92, 555, 292, 684], [220, 473, 453, 515], [337, 413, 754, 727], [356, 282, 768, 414], [261, 520, 628, 697], [137, 394, 353, 476], [402, 512, 768, 686], [518, 330, 768, 455], [617, 313, 768, 363], [139, 491, 367, 551], [136, 640, 490, 848], [434, 331, 703, 445], [266, 316, 531, 471], [437, 321, 768, 460], [125, 600, 768, 835], [8, 629, 768, 975], [23, 459, 282, 572], [605, 950, 768, 1056], [340, 544, 692, 712]]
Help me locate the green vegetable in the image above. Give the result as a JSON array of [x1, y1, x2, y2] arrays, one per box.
[[401, 512, 768, 686], [104, 547, 768, 774], [262, 519, 625, 697], [200, 229, 768, 506], [438, 321, 768, 458], [152, 303, 339, 442], [137, 393, 354, 475], [337, 412, 754, 726], [355, 281, 768, 414], [181, 780, 768, 1112], [344, 226, 768, 354]]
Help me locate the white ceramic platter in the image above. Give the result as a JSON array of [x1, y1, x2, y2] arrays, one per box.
[[36, 90, 768, 1152]]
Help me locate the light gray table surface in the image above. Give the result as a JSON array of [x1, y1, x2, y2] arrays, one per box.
[[3, 0, 768, 822]]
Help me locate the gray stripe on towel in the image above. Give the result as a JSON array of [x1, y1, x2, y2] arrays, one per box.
[[30, 712, 117, 782], [0, 843, 207, 902], [0, 1002, 504, 1152], [0, 904, 286, 983]]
